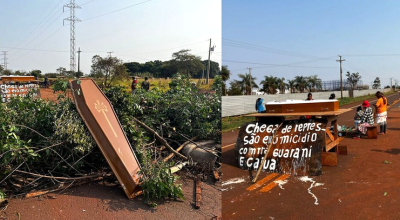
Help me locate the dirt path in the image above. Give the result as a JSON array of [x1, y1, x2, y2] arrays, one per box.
[[2, 175, 221, 220], [222, 93, 400, 219]]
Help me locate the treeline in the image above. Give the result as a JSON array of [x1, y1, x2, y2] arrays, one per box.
[[124, 59, 220, 78]]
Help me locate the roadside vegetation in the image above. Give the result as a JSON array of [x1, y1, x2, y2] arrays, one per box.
[[0, 50, 221, 206]]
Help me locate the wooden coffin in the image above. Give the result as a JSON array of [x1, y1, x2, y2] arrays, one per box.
[[71, 79, 142, 199], [265, 100, 339, 113]]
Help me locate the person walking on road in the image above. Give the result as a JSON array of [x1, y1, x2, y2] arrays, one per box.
[[373, 91, 388, 134], [131, 76, 138, 94], [141, 77, 150, 92]]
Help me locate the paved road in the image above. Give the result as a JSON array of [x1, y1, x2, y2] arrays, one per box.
[[222, 93, 400, 219]]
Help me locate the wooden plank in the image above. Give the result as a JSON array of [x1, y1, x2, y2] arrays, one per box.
[[326, 128, 334, 141], [325, 137, 344, 152], [322, 152, 338, 166], [246, 108, 352, 117]]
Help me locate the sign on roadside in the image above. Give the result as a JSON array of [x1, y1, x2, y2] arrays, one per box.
[[235, 118, 327, 176]]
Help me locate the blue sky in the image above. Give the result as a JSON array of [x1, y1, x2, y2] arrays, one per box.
[[223, 0, 400, 88], [1, 0, 221, 74]]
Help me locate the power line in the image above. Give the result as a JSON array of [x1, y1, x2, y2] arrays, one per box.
[[222, 38, 326, 59], [223, 59, 337, 68], [8, 0, 66, 55], [81, 0, 152, 22]]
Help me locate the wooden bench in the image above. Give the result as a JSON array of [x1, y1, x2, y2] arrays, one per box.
[[367, 126, 377, 139]]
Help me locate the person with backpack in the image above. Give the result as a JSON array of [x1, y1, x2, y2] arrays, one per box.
[[141, 77, 150, 91], [131, 77, 138, 94]]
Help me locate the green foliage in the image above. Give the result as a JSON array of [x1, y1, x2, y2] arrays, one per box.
[[139, 149, 184, 204], [52, 78, 69, 94], [0, 95, 96, 180]]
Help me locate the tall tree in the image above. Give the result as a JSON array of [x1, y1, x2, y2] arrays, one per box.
[[306, 75, 322, 92], [373, 77, 381, 89], [170, 49, 204, 78], [260, 75, 279, 94], [227, 80, 243, 96], [277, 77, 287, 94], [287, 79, 296, 93], [90, 55, 126, 88], [56, 67, 67, 76], [221, 65, 231, 96], [346, 71, 361, 90], [237, 73, 258, 95], [294, 76, 308, 93]]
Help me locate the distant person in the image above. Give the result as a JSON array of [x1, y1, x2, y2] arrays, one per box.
[[306, 93, 313, 101], [44, 77, 49, 88], [131, 77, 137, 94], [141, 77, 150, 92], [255, 98, 266, 113], [353, 100, 374, 139], [329, 93, 336, 100], [373, 91, 388, 134]]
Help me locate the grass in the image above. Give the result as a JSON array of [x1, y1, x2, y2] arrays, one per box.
[[99, 77, 214, 92], [222, 90, 398, 133], [222, 116, 254, 133]]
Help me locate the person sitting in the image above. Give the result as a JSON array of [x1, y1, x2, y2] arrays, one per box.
[[354, 106, 363, 129], [306, 93, 313, 101], [353, 100, 374, 139], [329, 93, 336, 99], [255, 98, 266, 113]]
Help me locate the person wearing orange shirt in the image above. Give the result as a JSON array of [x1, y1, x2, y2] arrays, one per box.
[[373, 91, 388, 134]]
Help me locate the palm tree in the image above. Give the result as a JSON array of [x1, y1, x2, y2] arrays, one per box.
[[277, 77, 287, 94], [294, 76, 308, 93], [306, 75, 322, 92], [260, 75, 279, 94], [221, 65, 231, 96], [237, 73, 258, 95], [287, 79, 296, 93]]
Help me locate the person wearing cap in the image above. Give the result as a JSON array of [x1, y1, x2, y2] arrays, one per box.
[[373, 91, 387, 134], [131, 76, 138, 94], [353, 100, 374, 139]]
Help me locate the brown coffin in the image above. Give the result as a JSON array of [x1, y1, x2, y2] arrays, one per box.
[[265, 100, 339, 113], [71, 79, 141, 199]]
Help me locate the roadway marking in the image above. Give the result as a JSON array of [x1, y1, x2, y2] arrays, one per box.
[[222, 143, 235, 149], [246, 173, 279, 191], [259, 174, 290, 193]]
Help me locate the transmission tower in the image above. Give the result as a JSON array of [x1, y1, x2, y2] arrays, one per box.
[[1, 51, 8, 70], [64, 0, 81, 73]]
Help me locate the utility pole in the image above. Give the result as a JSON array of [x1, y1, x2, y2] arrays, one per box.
[[336, 55, 345, 98], [107, 51, 113, 58], [64, 0, 81, 73], [390, 77, 393, 90], [1, 51, 8, 71], [77, 47, 81, 78], [247, 67, 252, 95], [206, 38, 215, 85]]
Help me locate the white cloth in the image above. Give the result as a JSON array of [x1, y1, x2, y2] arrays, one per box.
[[375, 111, 387, 124]]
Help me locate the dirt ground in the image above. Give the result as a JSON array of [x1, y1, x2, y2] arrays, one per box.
[[222, 93, 400, 219], [2, 174, 221, 220]]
